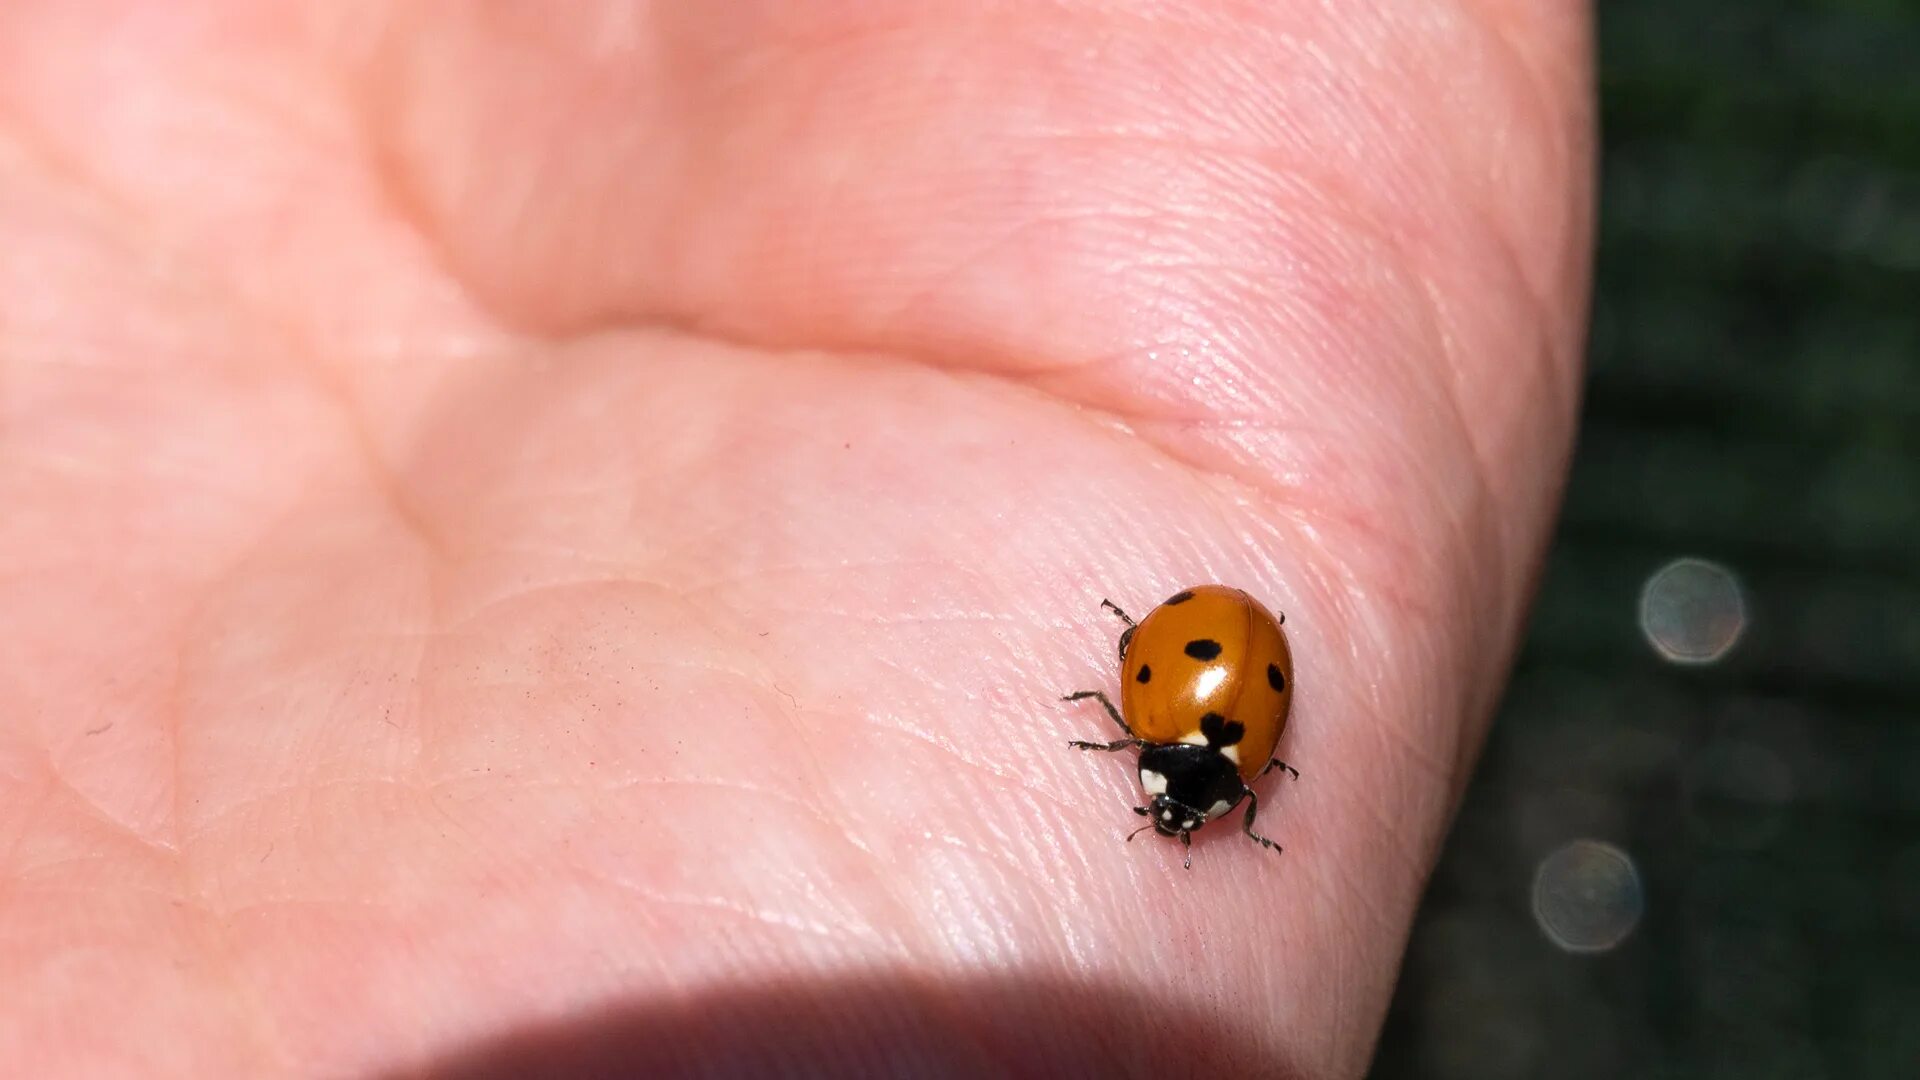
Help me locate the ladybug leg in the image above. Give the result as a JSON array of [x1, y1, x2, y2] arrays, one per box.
[[1239, 789, 1284, 856], [1061, 690, 1131, 736], [1261, 759, 1301, 781], [1068, 735, 1141, 753], [1100, 599, 1137, 661], [1181, 830, 1193, 870]]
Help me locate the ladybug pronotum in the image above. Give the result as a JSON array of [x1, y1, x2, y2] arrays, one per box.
[[1065, 585, 1298, 868]]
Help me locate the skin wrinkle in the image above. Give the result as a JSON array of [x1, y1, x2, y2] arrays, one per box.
[[1137, 417, 1308, 545], [172, 646, 393, 720], [913, 857, 1042, 969], [33, 771, 171, 859], [1452, 206, 1574, 418], [792, 609, 1020, 628], [1405, 240, 1572, 530], [1006, 4, 1349, 144], [674, 554, 998, 606], [10, 880, 225, 918], [419, 781, 524, 882], [856, 701, 1093, 828], [868, 207, 1197, 347], [477, 544, 654, 577], [744, 687, 886, 864], [1360, 673, 1461, 789], [1403, 269, 1510, 603], [0, 97, 153, 255], [750, 666, 1057, 953], [322, 362, 456, 564], [439, 565, 713, 640], [1297, 482, 1468, 646], [416, 592, 916, 877], [208, 894, 426, 923], [570, 868, 886, 952], [1013, 334, 1224, 380], [1455, 2, 1585, 310], [601, 774, 868, 857], [77, 448, 424, 878], [1297, 569, 1402, 758], [1075, 31, 1443, 242], [771, 691, 1052, 860], [184, 776, 420, 849], [349, 72, 511, 366], [1098, 85, 1561, 517], [926, 812, 1058, 911], [1336, 744, 1442, 891], [1322, 841, 1402, 951], [827, 801, 949, 987], [1092, 392, 1475, 591], [10, 100, 377, 463], [885, 248, 1347, 416], [910, 828, 1072, 920], [164, 766, 295, 1077], [1389, 4, 1575, 316], [0, 775, 55, 917]]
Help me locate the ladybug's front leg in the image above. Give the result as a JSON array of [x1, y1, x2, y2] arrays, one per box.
[[1061, 690, 1130, 737], [1068, 735, 1141, 753], [1100, 599, 1137, 662]]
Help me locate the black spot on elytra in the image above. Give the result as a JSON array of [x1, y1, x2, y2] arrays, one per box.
[[1136, 664, 1152, 684], [1184, 639, 1222, 661], [1267, 663, 1287, 692], [1164, 590, 1196, 605], [1200, 712, 1246, 747]]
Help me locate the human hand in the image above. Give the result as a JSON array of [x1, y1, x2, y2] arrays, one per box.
[[0, 3, 1591, 1075]]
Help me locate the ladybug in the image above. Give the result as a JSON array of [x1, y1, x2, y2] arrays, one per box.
[[1065, 585, 1298, 867]]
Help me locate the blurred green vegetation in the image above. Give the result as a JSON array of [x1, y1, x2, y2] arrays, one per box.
[[1372, 2, 1920, 1077]]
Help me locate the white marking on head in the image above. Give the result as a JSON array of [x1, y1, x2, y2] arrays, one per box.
[[1208, 800, 1234, 819], [1139, 769, 1169, 796], [1183, 818, 1199, 831], [1178, 731, 1209, 746], [1218, 744, 1240, 766], [1161, 808, 1174, 821]]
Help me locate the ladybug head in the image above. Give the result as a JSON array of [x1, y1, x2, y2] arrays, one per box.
[[1136, 796, 1203, 836], [1135, 743, 1241, 840]]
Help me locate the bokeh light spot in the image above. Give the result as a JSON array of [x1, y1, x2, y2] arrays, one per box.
[[1532, 840, 1645, 954], [1639, 558, 1748, 664]]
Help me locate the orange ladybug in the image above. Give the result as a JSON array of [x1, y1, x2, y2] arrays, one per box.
[[1066, 585, 1298, 867]]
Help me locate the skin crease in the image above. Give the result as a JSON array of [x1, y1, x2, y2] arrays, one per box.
[[0, 2, 1592, 1077]]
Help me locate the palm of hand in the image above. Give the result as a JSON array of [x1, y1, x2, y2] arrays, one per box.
[[0, 5, 1589, 1076]]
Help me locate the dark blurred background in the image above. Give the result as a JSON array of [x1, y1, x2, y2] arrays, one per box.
[[1372, 2, 1920, 1077]]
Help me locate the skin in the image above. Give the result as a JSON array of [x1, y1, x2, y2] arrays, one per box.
[[0, 2, 1592, 1077]]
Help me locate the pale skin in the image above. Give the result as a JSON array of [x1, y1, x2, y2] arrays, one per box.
[[0, 3, 1592, 1077]]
